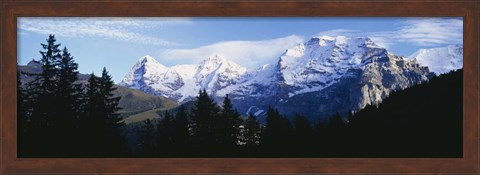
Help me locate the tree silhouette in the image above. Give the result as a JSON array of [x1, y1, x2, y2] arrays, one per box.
[[53, 47, 82, 154], [23, 35, 63, 156], [17, 68, 30, 157], [215, 94, 242, 147], [172, 105, 190, 147], [190, 89, 219, 148], [293, 114, 313, 146], [80, 68, 124, 157], [138, 119, 155, 156], [263, 106, 293, 148], [242, 113, 262, 147], [98, 67, 125, 156], [157, 111, 174, 151]]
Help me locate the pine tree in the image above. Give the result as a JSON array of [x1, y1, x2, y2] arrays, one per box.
[[24, 34, 62, 156], [172, 105, 189, 147], [157, 111, 174, 150], [98, 67, 124, 156], [190, 89, 219, 147], [216, 94, 242, 147], [81, 68, 124, 156], [293, 114, 313, 146], [56, 47, 81, 118], [139, 119, 155, 156], [263, 106, 281, 146], [38, 34, 61, 94], [17, 67, 30, 157], [29, 35, 61, 127], [263, 107, 293, 147], [329, 112, 345, 129], [242, 113, 262, 147], [54, 47, 82, 153], [83, 73, 102, 123], [80, 73, 103, 155]]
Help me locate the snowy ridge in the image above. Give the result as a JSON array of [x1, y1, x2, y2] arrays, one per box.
[[408, 45, 463, 75], [277, 36, 386, 96], [120, 54, 247, 102]]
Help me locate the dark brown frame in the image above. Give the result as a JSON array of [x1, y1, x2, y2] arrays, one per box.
[[1, 0, 478, 174]]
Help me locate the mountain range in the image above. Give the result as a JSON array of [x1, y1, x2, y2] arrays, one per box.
[[119, 35, 463, 121], [119, 36, 463, 121]]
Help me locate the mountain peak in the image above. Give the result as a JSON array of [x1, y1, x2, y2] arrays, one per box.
[[119, 55, 167, 87], [308, 35, 335, 46], [138, 55, 158, 63], [307, 35, 381, 49], [201, 53, 229, 65], [198, 53, 245, 71], [197, 54, 246, 74], [357, 37, 380, 48], [136, 55, 166, 69]]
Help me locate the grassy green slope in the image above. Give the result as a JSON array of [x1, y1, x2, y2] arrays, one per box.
[[114, 85, 178, 115]]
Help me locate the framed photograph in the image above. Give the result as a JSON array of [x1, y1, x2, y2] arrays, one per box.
[[1, 0, 478, 174]]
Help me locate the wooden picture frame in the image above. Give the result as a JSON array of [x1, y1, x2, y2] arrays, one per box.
[[1, 0, 478, 174]]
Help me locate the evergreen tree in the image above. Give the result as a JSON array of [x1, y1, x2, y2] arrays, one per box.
[[56, 47, 81, 118], [80, 73, 103, 155], [263, 107, 293, 147], [172, 105, 190, 147], [98, 67, 124, 156], [157, 111, 174, 150], [263, 106, 281, 146], [329, 112, 345, 129], [24, 34, 62, 156], [190, 89, 219, 147], [81, 68, 124, 156], [38, 35, 61, 94], [216, 94, 242, 147], [83, 73, 101, 123], [293, 114, 313, 145], [17, 67, 29, 157], [28, 35, 61, 127], [138, 119, 155, 156], [242, 113, 262, 147], [54, 47, 82, 153]]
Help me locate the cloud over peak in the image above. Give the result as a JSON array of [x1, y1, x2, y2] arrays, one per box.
[[158, 35, 305, 68]]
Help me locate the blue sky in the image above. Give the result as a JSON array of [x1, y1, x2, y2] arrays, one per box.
[[17, 17, 463, 83]]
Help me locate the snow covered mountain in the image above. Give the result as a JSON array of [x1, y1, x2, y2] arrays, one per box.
[[120, 35, 437, 121], [224, 36, 434, 120], [408, 45, 463, 75], [119, 54, 247, 102]]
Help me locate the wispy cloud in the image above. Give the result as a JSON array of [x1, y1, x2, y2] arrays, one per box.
[[315, 18, 462, 48], [160, 18, 462, 68], [18, 17, 192, 46], [159, 35, 305, 68], [394, 18, 463, 46]]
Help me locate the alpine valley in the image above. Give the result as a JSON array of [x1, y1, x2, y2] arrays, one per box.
[[118, 36, 463, 122]]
